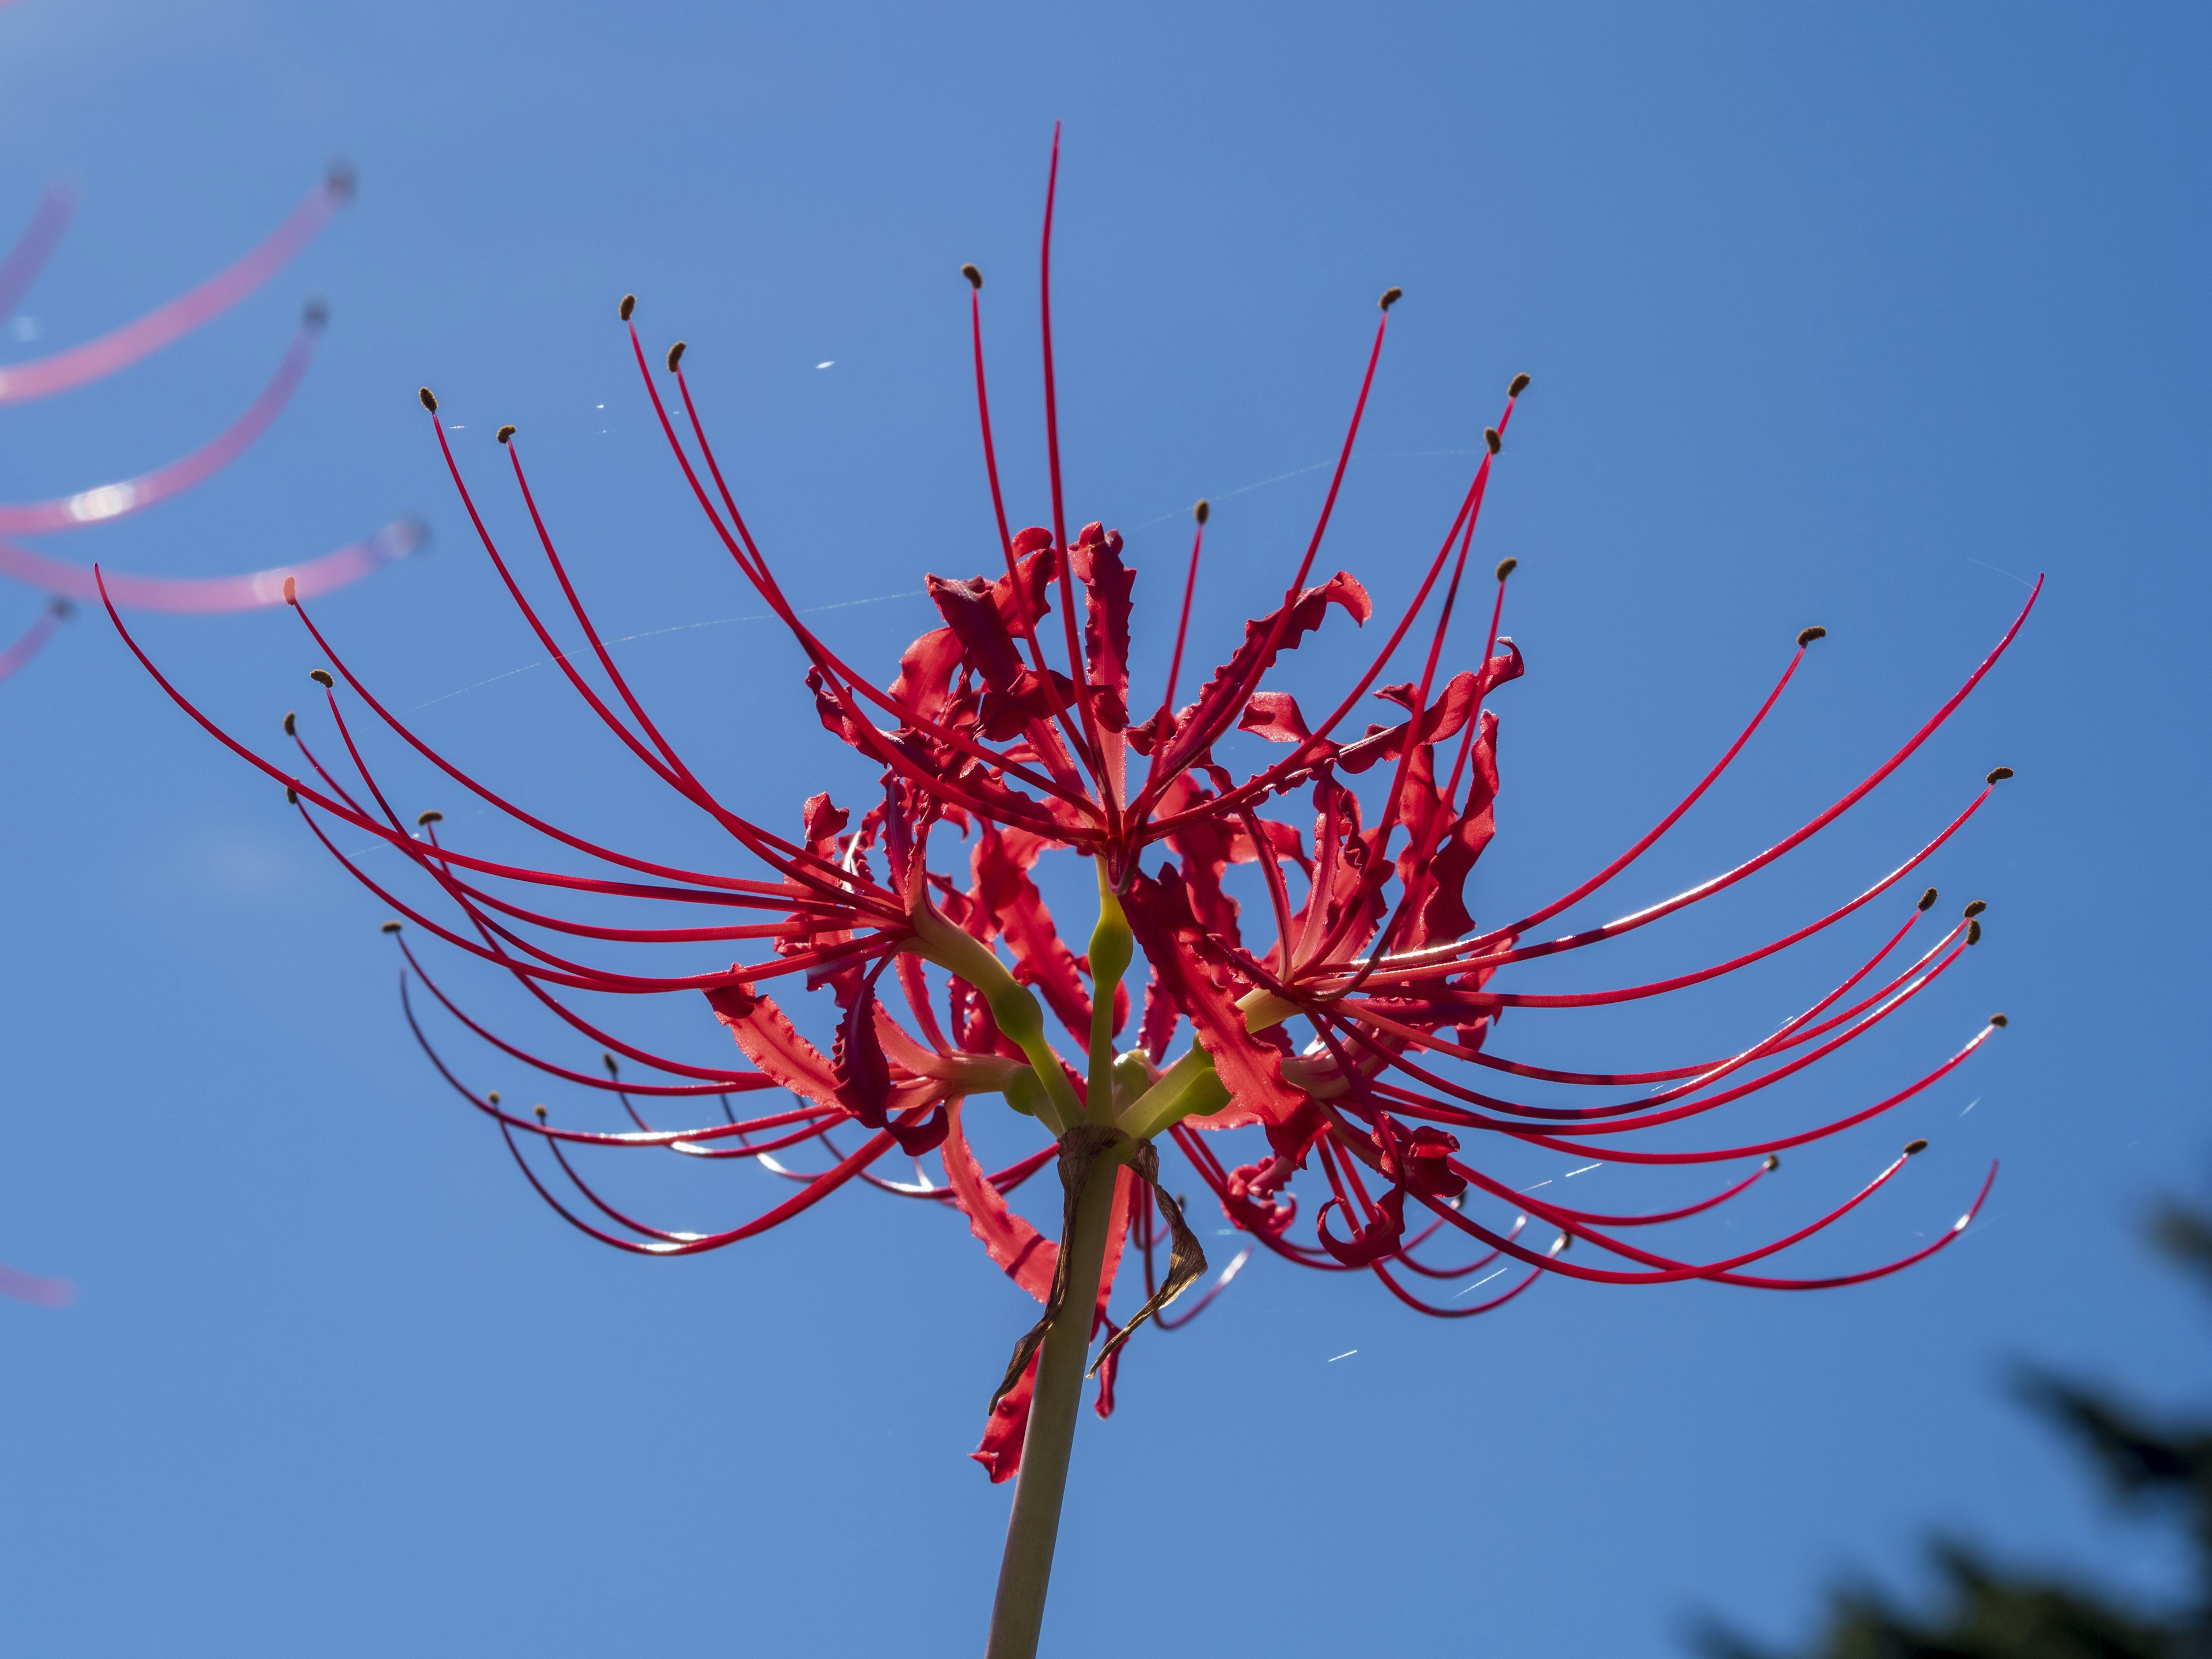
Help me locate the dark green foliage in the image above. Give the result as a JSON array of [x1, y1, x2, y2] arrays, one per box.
[[1694, 1194, 2212, 1659]]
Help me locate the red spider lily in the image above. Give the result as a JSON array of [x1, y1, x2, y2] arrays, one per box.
[[0, 166, 418, 677], [105, 131, 2032, 1658]]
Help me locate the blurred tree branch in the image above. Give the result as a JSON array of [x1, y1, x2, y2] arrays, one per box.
[[1692, 1185, 2212, 1659]]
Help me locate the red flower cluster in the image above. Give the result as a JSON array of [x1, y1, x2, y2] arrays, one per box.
[[109, 150, 2035, 1482]]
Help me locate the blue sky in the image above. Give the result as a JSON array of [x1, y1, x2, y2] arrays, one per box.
[[0, 3, 2205, 1656]]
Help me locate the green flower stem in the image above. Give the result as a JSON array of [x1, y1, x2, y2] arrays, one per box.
[[1085, 861, 1134, 1123], [907, 906, 1082, 1134], [986, 864, 1138, 1659], [914, 885, 1315, 1655], [1112, 984, 1302, 1141], [1113, 1046, 1228, 1142], [984, 1139, 1126, 1659]]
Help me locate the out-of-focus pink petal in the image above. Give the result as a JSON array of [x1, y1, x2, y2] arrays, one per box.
[[6, 518, 418, 612], [0, 179, 77, 323], [0, 313, 320, 534], [0, 169, 348, 405], [0, 1260, 75, 1308], [0, 601, 65, 685]]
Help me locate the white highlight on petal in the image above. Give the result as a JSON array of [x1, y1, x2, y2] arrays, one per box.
[[66, 482, 135, 522]]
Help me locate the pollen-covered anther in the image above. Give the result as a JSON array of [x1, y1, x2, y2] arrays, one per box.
[[666, 341, 686, 372], [487, 1090, 501, 1105], [1509, 372, 1532, 397], [1987, 766, 2014, 784], [415, 810, 443, 828], [533, 1104, 548, 1122], [418, 387, 438, 412], [1484, 426, 1502, 454], [282, 711, 297, 736], [1495, 557, 1518, 582], [1917, 886, 1937, 911], [1762, 1153, 1781, 1171], [1194, 499, 1210, 525], [1904, 1138, 1930, 1156], [379, 920, 403, 934], [1967, 919, 1984, 945], [602, 1051, 621, 1078], [1963, 900, 1986, 918], [1798, 625, 1827, 647], [309, 669, 334, 688], [1379, 286, 1403, 310], [497, 425, 516, 445], [619, 294, 636, 321], [284, 786, 298, 805], [1989, 1012, 2010, 1028], [961, 263, 983, 289]]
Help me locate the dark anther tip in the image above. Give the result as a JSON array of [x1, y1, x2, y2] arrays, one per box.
[[1917, 887, 1938, 911], [533, 1104, 548, 1122], [1963, 900, 1986, 918], [1990, 1012, 2010, 1028], [282, 711, 297, 737], [1986, 766, 2014, 785], [1194, 499, 1210, 525], [1798, 625, 1827, 647], [1495, 557, 1518, 582], [667, 340, 687, 372], [1484, 427, 1502, 454], [1763, 1153, 1781, 1172], [497, 425, 516, 445], [309, 669, 334, 688], [416, 810, 443, 827], [1967, 919, 1984, 945], [380, 919, 403, 934], [1379, 286, 1404, 311], [418, 386, 438, 412], [602, 1051, 620, 1077], [285, 786, 298, 805], [302, 297, 329, 329], [1904, 1138, 1929, 1156], [1509, 372, 1532, 398], [961, 263, 983, 289], [487, 1090, 501, 1105], [325, 160, 357, 200], [619, 294, 637, 321]]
